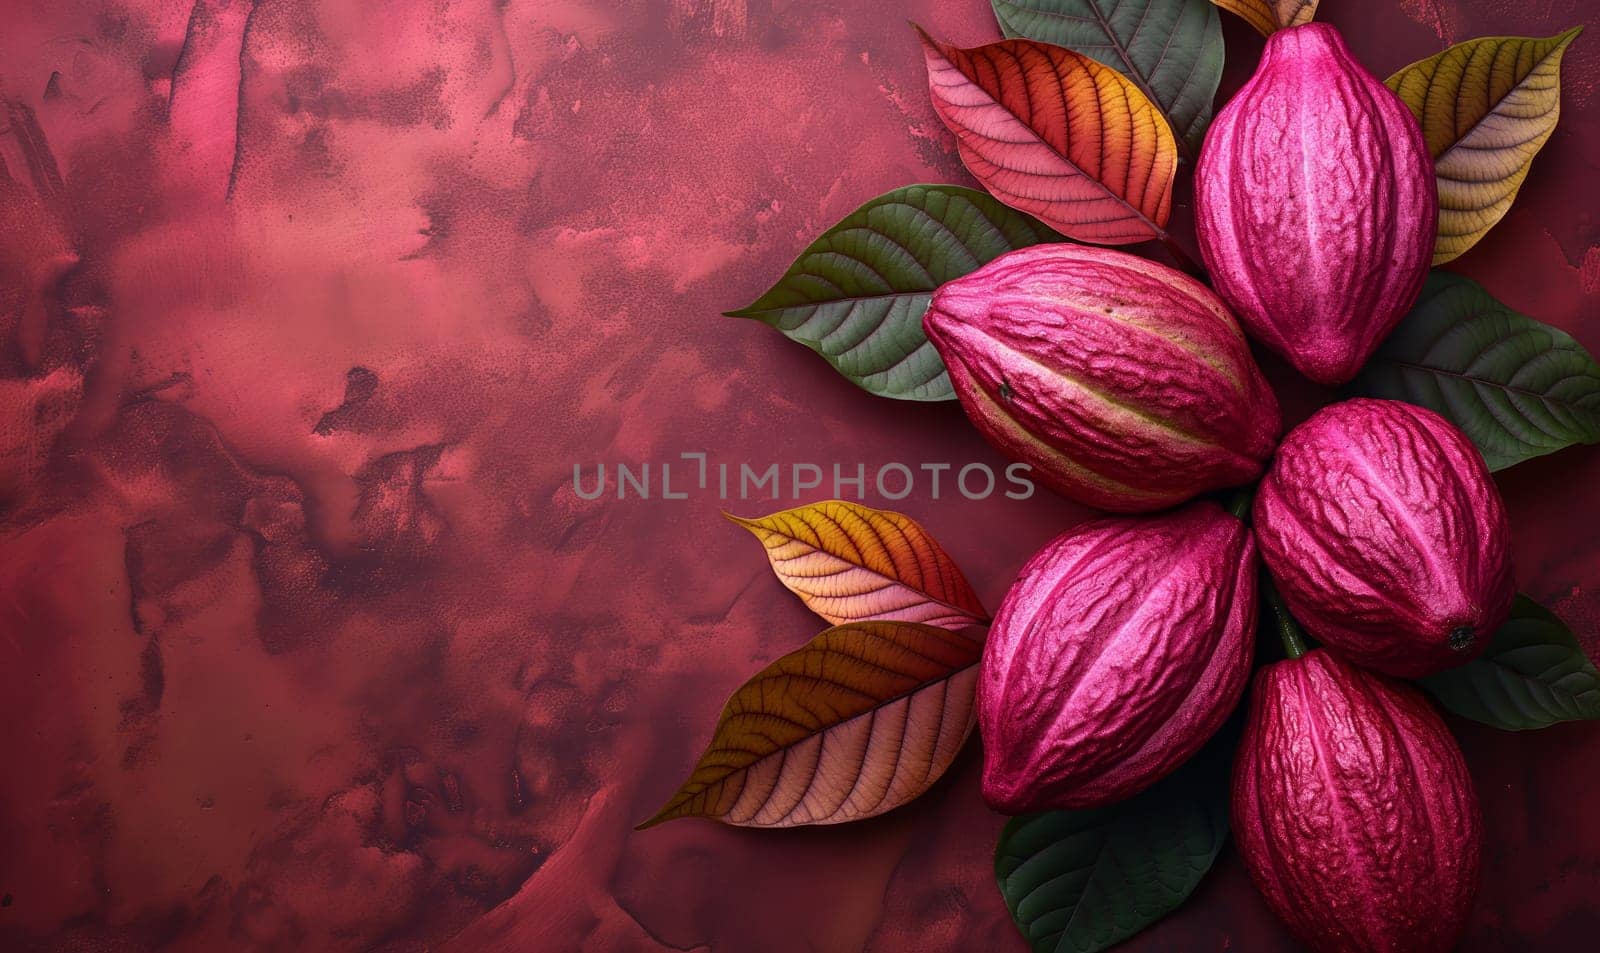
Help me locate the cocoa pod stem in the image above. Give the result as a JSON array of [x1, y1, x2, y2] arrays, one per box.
[[1263, 574, 1309, 660], [1223, 485, 1255, 523]]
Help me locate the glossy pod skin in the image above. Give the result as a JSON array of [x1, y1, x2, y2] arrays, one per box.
[[978, 501, 1255, 813], [1194, 23, 1437, 386], [1254, 398, 1515, 678], [924, 244, 1280, 512], [1234, 649, 1482, 953]]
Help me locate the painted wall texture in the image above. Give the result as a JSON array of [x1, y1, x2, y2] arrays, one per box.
[[1, 0, 1597, 950]]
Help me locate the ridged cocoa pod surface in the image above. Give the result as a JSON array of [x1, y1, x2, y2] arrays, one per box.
[[1194, 23, 1437, 385], [979, 501, 1255, 813], [1234, 649, 1482, 953], [1255, 398, 1514, 678], [924, 244, 1280, 512]]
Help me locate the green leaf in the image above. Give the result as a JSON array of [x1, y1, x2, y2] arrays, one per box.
[[727, 184, 1059, 402], [1350, 271, 1600, 470], [994, 750, 1227, 953], [1421, 595, 1600, 731], [991, 0, 1224, 158]]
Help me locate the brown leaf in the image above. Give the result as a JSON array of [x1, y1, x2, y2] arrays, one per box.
[[1210, 0, 1318, 37], [638, 620, 982, 828]]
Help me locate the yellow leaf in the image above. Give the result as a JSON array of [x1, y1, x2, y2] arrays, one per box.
[[728, 499, 987, 629], [1387, 28, 1583, 264], [637, 620, 982, 828], [1210, 0, 1319, 37]]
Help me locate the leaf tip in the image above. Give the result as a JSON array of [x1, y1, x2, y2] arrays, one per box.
[[635, 789, 696, 830], [633, 812, 669, 832], [722, 510, 768, 535]]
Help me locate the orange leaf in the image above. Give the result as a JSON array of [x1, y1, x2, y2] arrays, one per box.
[[1209, 0, 1319, 37], [915, 28, 1177, 245], [637, 621, 982, 828], [727, 499, 987, 629]]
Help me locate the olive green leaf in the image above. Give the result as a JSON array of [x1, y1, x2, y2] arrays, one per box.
[[1421, 595, 1600, 731], [1387, 28, 1583, 264], [991, 0, 1225, 158], [1350, 272, 1600, 471], [994, 747, 1228, 953], [727, 184, 1060, 401]]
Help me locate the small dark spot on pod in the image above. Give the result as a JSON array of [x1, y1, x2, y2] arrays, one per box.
[[1449, 626, 1475, 651]]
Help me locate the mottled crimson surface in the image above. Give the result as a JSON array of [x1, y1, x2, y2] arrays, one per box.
[[0, 1, 1597, 952]]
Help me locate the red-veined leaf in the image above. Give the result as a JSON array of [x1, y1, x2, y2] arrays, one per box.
[[990, 0, 1226, 158], [915, 28, 1178, 245]]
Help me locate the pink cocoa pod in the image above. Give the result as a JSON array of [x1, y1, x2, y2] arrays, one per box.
[[979, 501, 1255, 813], [924, 244, 1280, 513], [1255, 398, 1515, 678], [1194, 23, 1437, 386], [1234, 649, 1482, 953]]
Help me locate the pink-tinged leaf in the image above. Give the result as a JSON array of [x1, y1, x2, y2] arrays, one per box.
[[915, 28, 1178, 245], [727, 499, 988, 629]]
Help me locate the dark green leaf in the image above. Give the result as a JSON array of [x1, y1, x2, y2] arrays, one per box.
[[1350, 271, 1600, 470], [991, 0, 1224, 157], [727, 184, 1059, 401], [1420, 595, 1600, 731], [994, 751, 1227, 953]]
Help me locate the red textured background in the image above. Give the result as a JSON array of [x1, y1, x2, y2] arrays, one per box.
[[2, 1, 1597, 950]]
